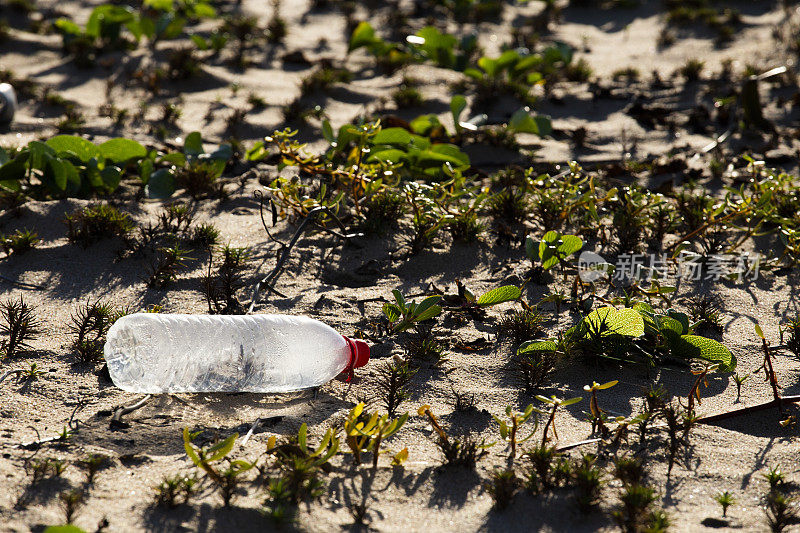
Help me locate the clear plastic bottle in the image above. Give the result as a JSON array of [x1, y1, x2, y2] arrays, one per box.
[[0, 83, 17, 123], [103, 313, 370, 393]]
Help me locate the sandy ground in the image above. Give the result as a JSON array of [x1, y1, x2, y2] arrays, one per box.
[[1, 0, 800, 532]]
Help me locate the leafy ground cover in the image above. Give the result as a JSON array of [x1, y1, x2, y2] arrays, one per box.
[[2, 0, 800, 531]]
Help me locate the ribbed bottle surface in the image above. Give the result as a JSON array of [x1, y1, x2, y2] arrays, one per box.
[[103, 313, 350, 393]]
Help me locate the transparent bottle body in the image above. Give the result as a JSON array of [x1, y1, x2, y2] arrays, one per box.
[[103, 313, 350, 393]]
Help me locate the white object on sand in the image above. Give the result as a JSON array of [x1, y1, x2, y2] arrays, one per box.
[[104, 313, 369, 393]]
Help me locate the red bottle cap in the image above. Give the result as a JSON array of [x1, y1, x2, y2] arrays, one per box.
[[343, 336, 370, 369]]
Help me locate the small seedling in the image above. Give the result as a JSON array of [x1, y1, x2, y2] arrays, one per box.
[[614, 456, 645, 486], [183, 429, 253, 506], [202, 245, 250, 314], [65, 205, 134, 247], [524, 444, 570, 493], [765, 488, 797, 533], [497, 308, 544, 347], [343, 403, 408, 469], [573, 454, 603, 514], [733, 373, 749, 402], [27, 457, 67, 483], [79, 453, 110, 485], [584, 380, 618, 436], [492, 404, 536, 462], [59, 489, 85, 524], [612, 483, 662, 533], [264, 424, 339, 512], [536, 394, 582, 446], [148, 245, 192, 289], [0, 229, 39, 256], [486, 469, 519, 511], [69, 300, 124, 364], [418, 405, 489, 469], [383, 290, 442, 333], [154, 474, 198, 508], [374, 359, 416, 418], [1, 297, 40, 358], [763, 466, 785, 491], [715, 490, 735, 517]]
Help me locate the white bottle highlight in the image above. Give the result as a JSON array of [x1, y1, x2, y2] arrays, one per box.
[[103, 313, 370, 393]]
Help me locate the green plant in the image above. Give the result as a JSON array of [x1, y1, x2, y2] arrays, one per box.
[[65, 205, 135, 247], [526, 303, 737, 371], [59, 489, 84, 524], [715, 490, 735, 517], [536, 394, 582, 446], [264, 424, 339, 517], [79, 454, 110, 485], [573, 454, 603, 514], [516, 340, 558, 394], [1, 229, 39, 255], [444, 282, 522, 315], [418, 405, 489, 468], [764, 466, 786, 491], [343, 403, 408, 469], [733, 373, 749, 402], [141, 132, 232, 199], [780, 314, 800, 358], [27, 457, 67, 483], [584, 380, 618, 435], [686, 294, 723, 334], [486, 469, 520, 511], [383, 290, 442, 333], [300, 66, 353, 96], [765, 488, 797, 533], [497, 308, 544, 346], [526, 231, 583, 273], [266, 0, 287, 44], [493, 404, 536, 461], [154, 474, 198, 508], [0, 136, 147, 199], [69, 300, 125, 364], [183, 429, 253, 506], [375, 359, 416, 418], [614, 456, 644, 486], [1, 297, 40, 358], [202, 245, 250, 314], [524, 444, 569, 494], [148, 245, 192, 288], [612, 483, 662, 533]]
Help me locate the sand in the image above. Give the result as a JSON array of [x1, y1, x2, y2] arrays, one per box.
[[1, 0, 799, 531]]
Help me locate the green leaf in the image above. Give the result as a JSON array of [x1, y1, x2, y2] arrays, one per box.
[[349, 21, 377, 52], [44, 526, 88, 533], [184, 132, 204, 157], [54, 19, 82, 36], [298, 423, 307, 450], [754, 323, 764, 339], [99, 138, 147, 163], [450, 95, 467, 130], [508, 108, 552, 137], [46, 135, 101, 162], [583, 307, 645, 337], [206, 433, 237, 462], [670, 335, 736, 372], [383, 303, 401, 322], [518, 340, 558, 354], [372, 127, 412, 146], [145, 168, 176, 198], [476, 285, 521, 307], [414, 296, 443, 322]]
